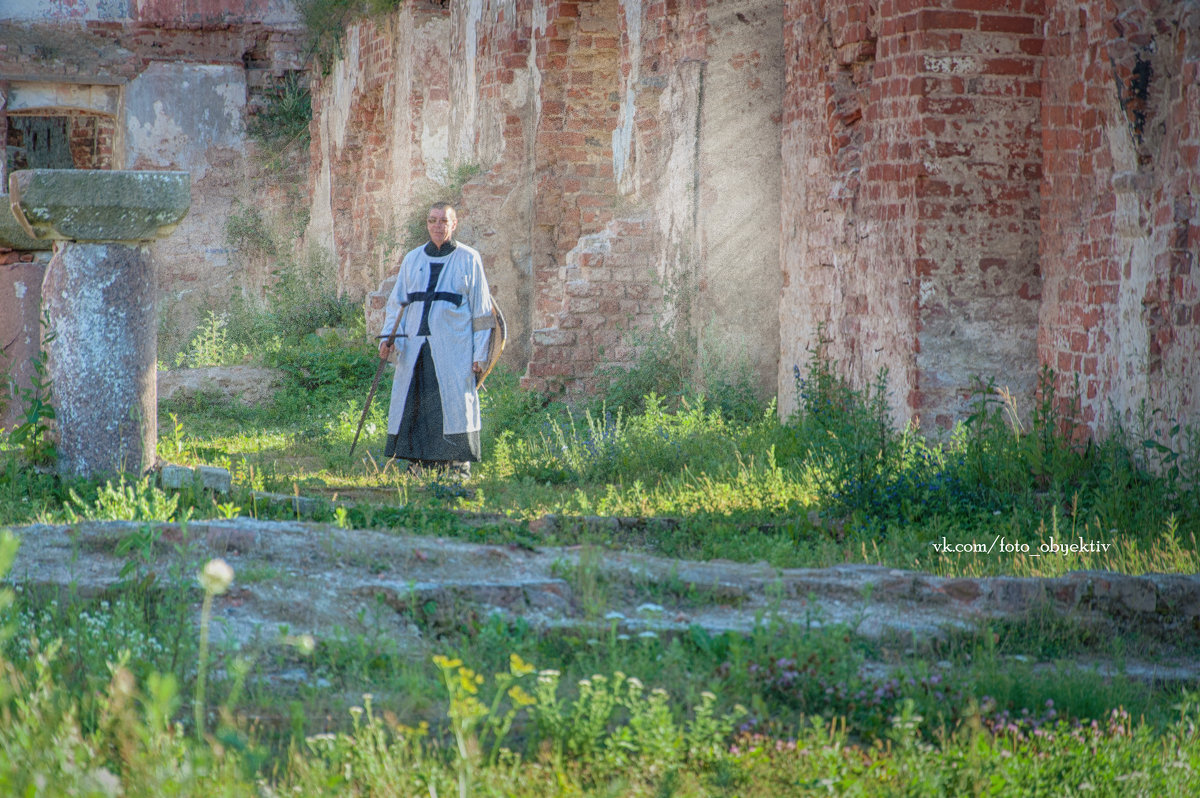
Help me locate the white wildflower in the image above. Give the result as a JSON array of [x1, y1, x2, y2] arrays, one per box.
[[199, 558, 234, 595]]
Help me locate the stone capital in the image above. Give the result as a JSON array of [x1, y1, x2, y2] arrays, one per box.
[[0, 194, 52, 250], [8, 169, 191, 244]]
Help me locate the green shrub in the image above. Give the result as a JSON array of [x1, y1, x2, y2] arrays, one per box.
[[247, 71, 311, 157], [173, 311, 251, 368], [271, 330, 378, 413], [299, 0, 406, 74], [596, 301, 766, 425]]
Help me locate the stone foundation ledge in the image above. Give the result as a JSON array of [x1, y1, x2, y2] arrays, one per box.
[[4, 519, 1198, 653], [157, 366, 285, 407]]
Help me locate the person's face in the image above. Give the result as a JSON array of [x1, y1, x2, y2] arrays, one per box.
[[427, 207, 457, 247]]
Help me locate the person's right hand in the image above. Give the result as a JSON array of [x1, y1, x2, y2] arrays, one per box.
[[379, 341, 394, 359]]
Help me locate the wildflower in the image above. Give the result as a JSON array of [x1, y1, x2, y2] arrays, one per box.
[[199, 558, 234, 595], [509, 653, 535, 677], [284, 634, 316, 655], [507, 685, 536, 706]]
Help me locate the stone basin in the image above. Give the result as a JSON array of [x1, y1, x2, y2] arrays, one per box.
[[8, 169, 190, 243], [0, 194, 53, 250]]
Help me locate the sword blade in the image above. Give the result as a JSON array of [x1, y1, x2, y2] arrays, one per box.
[[348, 356, 387, 459], [349, 301, 409, 459]]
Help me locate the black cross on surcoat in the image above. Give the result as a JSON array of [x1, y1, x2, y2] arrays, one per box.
[[410, 261, 464, 336]]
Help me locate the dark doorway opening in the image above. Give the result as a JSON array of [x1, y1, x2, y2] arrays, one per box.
[[6, 113, 116, 174]]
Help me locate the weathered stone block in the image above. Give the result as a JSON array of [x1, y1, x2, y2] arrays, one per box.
[[0, 196, 53, 251], [156, 465, 232, 497], [9, 169, 190, 243], [196, 465, 232, 494], [157, 366, 284, 406], [159, 464, 194, 490]]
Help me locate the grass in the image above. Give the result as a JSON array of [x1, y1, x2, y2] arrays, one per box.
[[1, 301, 1199, 793], [1, 547, 1197, 795]]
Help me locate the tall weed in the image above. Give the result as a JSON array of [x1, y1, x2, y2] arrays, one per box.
[[773, 338, 1200, 555]]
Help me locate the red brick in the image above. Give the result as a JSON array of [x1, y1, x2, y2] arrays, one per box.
[[952, 0, 1020, 9], [1019, 37, 1044, 56], [979, 13, 1036, 34], [916, 10, 977, 31], [984, 57, 1035, 77]]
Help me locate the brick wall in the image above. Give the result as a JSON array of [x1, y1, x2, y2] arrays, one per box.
[[780, 0, 1198, 438], [67, 114, 116, 169], [9, 0, 1190, 438], [520, 0, 628, 394], [781, 0, 1044, 429], [0, 251, 50, 431], [312, 4, 453, 304], [323, 22, 398, 293], [1038, 0, 1200, 437], [781, 0, 915, 418], [319, 2, 785, 400], [525, 217, 663, 392]]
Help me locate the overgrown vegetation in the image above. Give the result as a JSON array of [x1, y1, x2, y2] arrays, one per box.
[[165, 204, 362, 374], [3, 273, 1200, 792], [3, 312, 56, 467], [246, 70, 312, 168], [1, 531, 1198, 795], [298, 0, 407, 75]]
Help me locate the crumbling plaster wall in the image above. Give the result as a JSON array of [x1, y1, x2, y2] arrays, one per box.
[[124, 61, 252, 321], [323, 0, 784, 396], [0, 2, 305, 361], [307, 4, 454, 300]]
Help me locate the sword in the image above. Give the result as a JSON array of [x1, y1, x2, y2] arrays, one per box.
[[349, 302, 409, 459]]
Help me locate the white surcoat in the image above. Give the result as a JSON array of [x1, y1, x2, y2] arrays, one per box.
[[380, 241, 493, 436]]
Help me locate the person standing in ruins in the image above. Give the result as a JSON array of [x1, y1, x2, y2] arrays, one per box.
[[377, 202, 496, 477]]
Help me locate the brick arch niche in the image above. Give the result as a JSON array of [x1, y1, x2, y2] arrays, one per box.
[[2, 81, 122, 183], [6, 112, 117, 173]]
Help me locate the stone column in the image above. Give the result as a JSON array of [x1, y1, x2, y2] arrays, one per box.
[[9, 169, 190, 477]]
